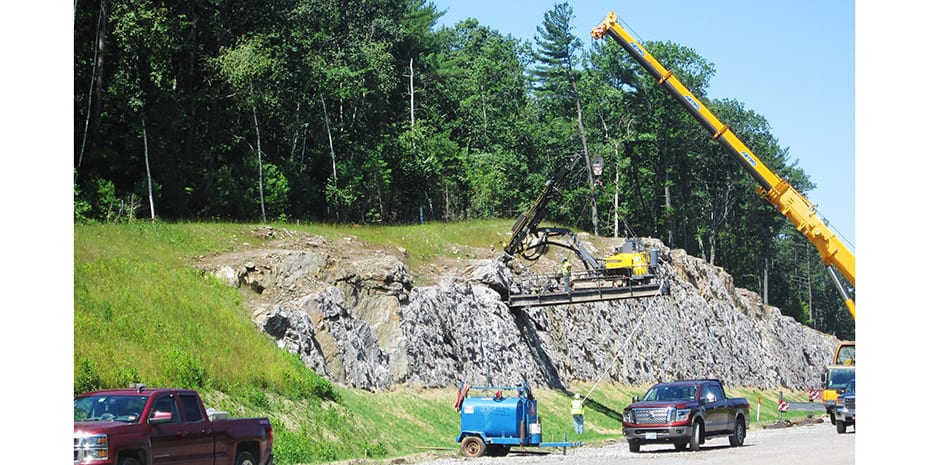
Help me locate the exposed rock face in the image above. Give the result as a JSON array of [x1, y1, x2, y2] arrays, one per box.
[[195, 229, 839, 392]]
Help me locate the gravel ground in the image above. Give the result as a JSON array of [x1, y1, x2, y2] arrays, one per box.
[[394, 421, 855, 465]]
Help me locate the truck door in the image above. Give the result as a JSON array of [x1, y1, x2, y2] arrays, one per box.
[[148, 394, 189, 464], [178, 393, 215, 465], [148, 394, 215, 465], [701, 383, 729, 432]]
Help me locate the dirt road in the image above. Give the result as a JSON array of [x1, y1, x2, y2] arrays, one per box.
[[417, 422, 854, 465]]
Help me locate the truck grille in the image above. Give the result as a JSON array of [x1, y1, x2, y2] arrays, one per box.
[[632, 408, 670, 424], [845, 398, 855, 410], [74, 435, 86, 464]]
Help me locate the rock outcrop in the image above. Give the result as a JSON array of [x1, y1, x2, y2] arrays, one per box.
[[195, 229, 839, 392]]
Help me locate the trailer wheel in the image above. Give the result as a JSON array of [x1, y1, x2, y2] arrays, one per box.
[[234, 451, 257, 465], [460, 436, 486, 458], [673, 441, 688, 451]]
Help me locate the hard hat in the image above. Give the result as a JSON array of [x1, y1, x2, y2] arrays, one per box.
[[562, 257, 568, 262], [574, 393, 580, 399]]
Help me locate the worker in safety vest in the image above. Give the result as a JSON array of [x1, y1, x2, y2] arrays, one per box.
[[561, 257, 572, 292], [571, 393, 584, 434]]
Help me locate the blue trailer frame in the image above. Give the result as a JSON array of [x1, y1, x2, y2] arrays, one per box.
[[454, 381, 582, 457]]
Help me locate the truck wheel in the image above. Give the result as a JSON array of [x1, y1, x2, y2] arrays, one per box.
[[836, 420, 846, 434], [689, 420, 703, 451], [460, 436, 486, 458], [628, 439, 640, 453], [234, 451, 257, 465], [118, 458, 141, 465], [729, 416, 746, 447]]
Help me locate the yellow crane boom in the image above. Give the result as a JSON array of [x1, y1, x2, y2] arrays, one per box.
[[592, 12, 855, 318]]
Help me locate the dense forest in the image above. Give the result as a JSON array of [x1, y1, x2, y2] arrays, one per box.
[[72, 0, 854, 339]]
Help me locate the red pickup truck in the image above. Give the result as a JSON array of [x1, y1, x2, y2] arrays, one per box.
[[622, 379, 749, 452], [73, 385, 275, 465]]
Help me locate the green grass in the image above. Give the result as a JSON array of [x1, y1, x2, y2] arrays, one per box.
[[74, 221, 814, 464]]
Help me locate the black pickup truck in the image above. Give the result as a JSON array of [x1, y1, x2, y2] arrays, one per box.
[[622, 379, 749, 452]]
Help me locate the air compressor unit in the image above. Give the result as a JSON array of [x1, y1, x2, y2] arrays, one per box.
[[453, 381, 582, 457]]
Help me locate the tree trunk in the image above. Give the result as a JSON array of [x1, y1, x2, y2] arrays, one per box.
[[320, 94, 337, 181], [665, 180, 674, 248], [93, 0, 107, 138], [250, 83, 266, 223], [300, 130, 307, 169], [763, 253, 770, 304], [599, 112, 620, 238], [708, 229, 716, 264], [141, 114, 155, 220], [571, 79, 598, 236], [409, 58, 415, 131], [615, 167, 620, 238], [76, 1, 107, 183]]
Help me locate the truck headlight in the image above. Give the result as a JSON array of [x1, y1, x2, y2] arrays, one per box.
[[76, 433, 109, 461], [671, 409, 691, 423], [623, 410, 635, 423]]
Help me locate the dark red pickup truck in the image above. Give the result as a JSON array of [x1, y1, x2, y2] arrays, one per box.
[[622, 379, 749, 452], [74, 385, 274, 465]]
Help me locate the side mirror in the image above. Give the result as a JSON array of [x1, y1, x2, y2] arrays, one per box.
[[149, 411, 173, 425], [705, 393, 716, 404]]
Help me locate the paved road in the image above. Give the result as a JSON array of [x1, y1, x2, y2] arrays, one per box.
[[420, 421, 854, 465]]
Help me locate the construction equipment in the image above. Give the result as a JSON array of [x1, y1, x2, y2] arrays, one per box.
[[591, 12, 855, 319], [453, 381, 582, 457], [821, 362, 855, 425], [821, 340, 855, 424], [501, 152, 665, 308], [833, 341, 855, 366]]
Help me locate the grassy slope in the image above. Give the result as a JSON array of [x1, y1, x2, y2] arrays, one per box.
[[74, 222, 814, 465]]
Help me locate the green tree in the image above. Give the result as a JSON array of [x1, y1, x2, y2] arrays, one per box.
[[432, 19, 533, 219], [99, 0, 188, 221], [214, 34, 277, 222], [532, 2, 599, 235]]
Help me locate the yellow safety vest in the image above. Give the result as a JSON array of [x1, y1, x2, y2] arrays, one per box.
[[571, 399, 583, 415]]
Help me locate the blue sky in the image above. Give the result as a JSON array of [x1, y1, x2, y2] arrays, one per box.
[[432, 0, 856, 247]]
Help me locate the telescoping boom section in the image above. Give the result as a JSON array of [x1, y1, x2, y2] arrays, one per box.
[[591, 12, 855, 318]]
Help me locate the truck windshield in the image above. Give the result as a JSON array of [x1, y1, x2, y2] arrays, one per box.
[[75, 395, 149, 422], [835, 344, 855, 365], [827, 368, 856, 390], [843, 380, 855, 395], [643, 385, 696, 401]]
